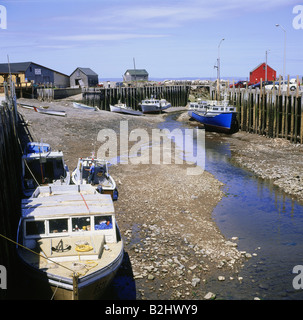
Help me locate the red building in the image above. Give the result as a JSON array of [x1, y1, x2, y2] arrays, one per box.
[[249, 62, 276, 84]]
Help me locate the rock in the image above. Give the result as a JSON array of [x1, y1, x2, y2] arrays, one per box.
[[204, 292, 216, 300], [218, 276, 225, 281], [147, 274, 155, 280], [225, 241, 238, 247], [192, 278, 201, 287]]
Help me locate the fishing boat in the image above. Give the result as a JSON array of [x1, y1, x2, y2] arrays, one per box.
[[16, 184, 124, 300], [191, 100, 239, 134], [188, 100, 208, 118], [71, 157, 118, 201], [110, 101, 143, 116], [139, 97, 171, 114], [22, 142, 70, 197], [73, 102, 98, 111]]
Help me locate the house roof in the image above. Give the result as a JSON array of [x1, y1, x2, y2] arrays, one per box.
[[0, 61, 69, 76], [0, 62, 32, 74], [250, 62, 276, 73], [125, 69, 149, 76], [71, 67, 98, 77]]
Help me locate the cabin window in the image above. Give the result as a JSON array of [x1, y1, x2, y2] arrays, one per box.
[[94, 216, 113, 230], [72, 217, 91, 232], [49, 218, 68, 234], [26, 220, 45, 236], [213, 107, 218, 110]]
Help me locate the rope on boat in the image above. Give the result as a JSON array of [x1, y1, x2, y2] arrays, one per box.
[[23, 158, 40, 187], [0, 232, 75, 274], [80, 192, 90, 213]]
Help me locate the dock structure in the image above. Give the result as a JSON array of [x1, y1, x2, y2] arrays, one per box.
[[0, 82, 23, 298], [82, 85, 191, 110], [213, 77, 303, 144]]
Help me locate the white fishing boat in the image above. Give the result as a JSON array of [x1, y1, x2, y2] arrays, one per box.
[[73, 102, 98, 111], [139, 97, 171, 114], [22, 142, 70, 197], [188, 100, 208, 118], [110, 101, 143, 116], [71, 157, 118, 201], [16, 184, 124, 300]]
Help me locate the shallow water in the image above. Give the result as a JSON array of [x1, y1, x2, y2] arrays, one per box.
[[159, 112, 303, 300]]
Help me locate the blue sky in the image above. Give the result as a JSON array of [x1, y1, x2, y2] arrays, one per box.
[[0, 0, 302, 80]]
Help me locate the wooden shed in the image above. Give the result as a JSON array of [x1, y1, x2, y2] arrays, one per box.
[[123, 69, 149, 82], [70, 68, 99, 88], [250, 62, 276, 84]]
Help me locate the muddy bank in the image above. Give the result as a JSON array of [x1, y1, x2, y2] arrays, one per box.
[[17, 98, 248, 300], [179, 110, 303, 205]]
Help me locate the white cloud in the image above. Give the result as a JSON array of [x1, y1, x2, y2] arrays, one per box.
[[51, 33, 168, 41], [51, 0, 297, 31]]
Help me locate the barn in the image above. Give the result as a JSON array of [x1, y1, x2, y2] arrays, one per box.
[[70, 67, 99, 87], [123, 69, 149, 82], [0, 61, 70, 88], [250, 62, 276, 84]]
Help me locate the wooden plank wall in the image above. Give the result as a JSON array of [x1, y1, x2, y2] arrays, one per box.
[[0, 83, 22, 298], [214, 81, 303, 144], [82, 85, 190, 110]]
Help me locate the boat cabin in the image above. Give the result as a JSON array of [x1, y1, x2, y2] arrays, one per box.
[[79, 158, 109, 185], [209, 105, 236, 112], [142, 99, 161, 105], [22, 151, 68, 186], [19, 185, 118, 261]]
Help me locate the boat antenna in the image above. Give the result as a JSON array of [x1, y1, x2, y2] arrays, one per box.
[[133, 57, 137, 89]]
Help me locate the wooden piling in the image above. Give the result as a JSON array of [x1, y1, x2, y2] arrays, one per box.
[[225, 75, 302, 144], [0, 82, 22, 299]]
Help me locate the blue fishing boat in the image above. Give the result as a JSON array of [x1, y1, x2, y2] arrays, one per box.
[[191, 101, 239, 134]]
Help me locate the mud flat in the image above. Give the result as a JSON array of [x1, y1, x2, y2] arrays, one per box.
[[17, 98, 249, 300]]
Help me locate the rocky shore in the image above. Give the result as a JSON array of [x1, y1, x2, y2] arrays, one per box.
[[16, 97, 302, 300]]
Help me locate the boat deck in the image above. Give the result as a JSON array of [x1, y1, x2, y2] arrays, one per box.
[[18, 235, 123, 279]]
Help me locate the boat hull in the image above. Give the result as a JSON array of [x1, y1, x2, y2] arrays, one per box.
[[192, 111, 239, 134], [73, 102, 97, 111], [17, 240, 124, 300], [110, 105, 143, 116], [140, 103, 171, 114]]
